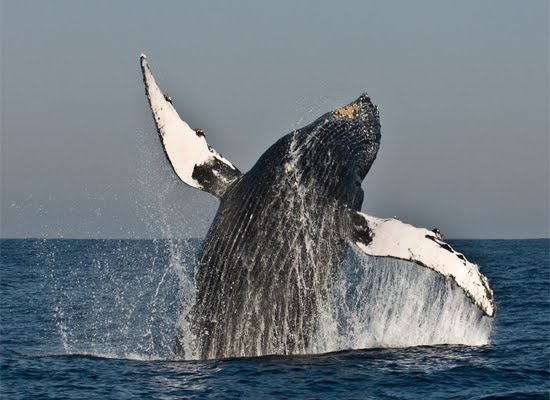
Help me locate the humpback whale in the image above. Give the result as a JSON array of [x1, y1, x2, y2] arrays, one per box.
[[140, 55, 495, 360]]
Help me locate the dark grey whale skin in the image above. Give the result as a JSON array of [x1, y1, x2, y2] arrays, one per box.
[[188, 94, 381, 359]]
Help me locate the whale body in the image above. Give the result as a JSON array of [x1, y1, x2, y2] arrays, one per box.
[[140, 55, 495, 360]]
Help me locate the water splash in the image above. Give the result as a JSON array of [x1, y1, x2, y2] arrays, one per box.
[[312, 246, 492, 354], [44, 239, 197, 361], [44, 238, 491, 361]]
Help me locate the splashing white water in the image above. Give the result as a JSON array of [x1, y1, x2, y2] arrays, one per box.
[[171, 241, 198, 360], [45, 239, 195, 361], [311, 246, 492, 354], [46, 238, 491, 362]]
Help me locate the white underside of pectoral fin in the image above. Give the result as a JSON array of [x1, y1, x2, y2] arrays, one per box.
[[140, 54, 240, 197], [351, 212, 495, 317]]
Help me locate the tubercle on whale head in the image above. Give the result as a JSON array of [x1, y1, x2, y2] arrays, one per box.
[[321, 93, 382, 149], [333, 103, 362, 118], [332, 93, 379, 121], [332, 93, 378, 119]]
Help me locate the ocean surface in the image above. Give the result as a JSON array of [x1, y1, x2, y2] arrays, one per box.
[[1, 239, 548, 399]]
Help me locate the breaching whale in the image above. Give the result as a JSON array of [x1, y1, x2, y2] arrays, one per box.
[[140, 55, 495, 360]]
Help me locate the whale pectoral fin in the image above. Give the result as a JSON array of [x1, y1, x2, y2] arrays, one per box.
[[348, 211, 495, 317], [140, 54, 241, 198]]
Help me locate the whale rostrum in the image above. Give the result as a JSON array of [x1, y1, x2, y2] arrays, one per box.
[[140, 55, 495, 359]]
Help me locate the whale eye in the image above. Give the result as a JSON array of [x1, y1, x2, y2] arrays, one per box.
[[354, 159, 368, 180]]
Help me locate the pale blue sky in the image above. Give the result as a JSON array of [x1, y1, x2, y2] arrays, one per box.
[[1, 0, 549, 238]]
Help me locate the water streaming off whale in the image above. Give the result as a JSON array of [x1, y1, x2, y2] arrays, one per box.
[[44, 238, 491, 361], [313, 248, 492, 353]]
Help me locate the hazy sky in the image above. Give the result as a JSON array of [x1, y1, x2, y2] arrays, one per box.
[[1, 0, 549, 239]]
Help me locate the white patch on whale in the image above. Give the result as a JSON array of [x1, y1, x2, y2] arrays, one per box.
[[354, 213, 494, 317], [140, 54, 237, 191]]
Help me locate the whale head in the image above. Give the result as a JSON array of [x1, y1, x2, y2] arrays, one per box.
[[290, 93, 381, 210]]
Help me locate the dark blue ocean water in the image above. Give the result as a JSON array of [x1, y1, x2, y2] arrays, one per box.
[[1, 239, 548, 399]]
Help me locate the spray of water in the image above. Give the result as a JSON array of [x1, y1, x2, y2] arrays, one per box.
[[46, 238, 491, 361], [44, 239, 194, 360], [312, 247, 492, 354]]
